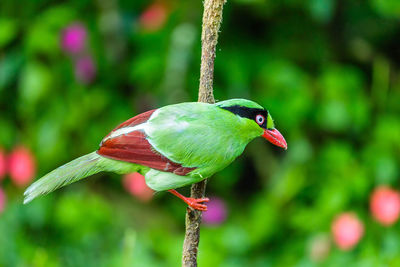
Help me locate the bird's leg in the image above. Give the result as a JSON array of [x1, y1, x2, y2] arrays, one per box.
[[168, 189, 209, 211]]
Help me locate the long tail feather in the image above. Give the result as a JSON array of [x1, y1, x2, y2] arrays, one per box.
[[23, 152, 103, 204]]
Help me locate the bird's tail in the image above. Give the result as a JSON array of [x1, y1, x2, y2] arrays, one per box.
[[23, 152, 104, 204]]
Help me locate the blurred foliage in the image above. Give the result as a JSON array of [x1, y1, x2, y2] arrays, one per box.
[[1, 0, 400, 266]]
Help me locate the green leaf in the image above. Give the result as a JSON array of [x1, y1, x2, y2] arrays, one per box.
[[0, 18, 18, 48]]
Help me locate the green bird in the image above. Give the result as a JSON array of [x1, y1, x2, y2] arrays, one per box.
[[24, 99, 287, 210]]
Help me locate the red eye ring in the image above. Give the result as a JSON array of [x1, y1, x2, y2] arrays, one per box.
[[255, 114, 265, 125]]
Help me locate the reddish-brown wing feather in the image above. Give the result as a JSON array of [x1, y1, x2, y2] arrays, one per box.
[[101, 109, 156, 142], [97, 111, 195, 176], [114, 109, 156, 130]]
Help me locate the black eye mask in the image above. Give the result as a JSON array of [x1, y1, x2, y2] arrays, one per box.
[[220, 105, 268, 129]]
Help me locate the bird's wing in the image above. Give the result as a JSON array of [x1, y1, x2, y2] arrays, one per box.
[[97, 110, 195, 176], [145, 103, 249, 172], [100, 109, 155, 144]]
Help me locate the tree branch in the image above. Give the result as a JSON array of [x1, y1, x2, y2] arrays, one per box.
[[182, 0, 226, 266]]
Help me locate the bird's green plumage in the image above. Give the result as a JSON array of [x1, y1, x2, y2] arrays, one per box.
[[216, 98, 264, 109], [24, 99, 277, 203], [145, 101, 263, 181]]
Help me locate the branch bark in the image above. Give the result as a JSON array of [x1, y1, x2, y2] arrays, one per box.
[[182, 0, 226, 266]]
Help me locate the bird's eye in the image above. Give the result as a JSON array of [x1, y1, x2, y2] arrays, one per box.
[[255, 114, 265, 125]]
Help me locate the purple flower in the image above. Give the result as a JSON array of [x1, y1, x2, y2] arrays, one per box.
[[61, 23, 87, 55], [203, 197, 227, 225], [74, 56, 96, 84]]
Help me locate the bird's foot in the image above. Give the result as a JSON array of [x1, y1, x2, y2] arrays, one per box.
[[184, 197, 209, 211], [168, 189, 209, 211]]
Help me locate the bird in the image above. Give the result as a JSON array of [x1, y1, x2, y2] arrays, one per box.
[[23, 99, 287, 211]]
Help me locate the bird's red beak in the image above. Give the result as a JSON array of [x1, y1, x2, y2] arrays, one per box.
[[262, 128, 287, 150]]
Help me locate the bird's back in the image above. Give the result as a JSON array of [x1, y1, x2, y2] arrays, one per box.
[[144, 102, 253, 177]]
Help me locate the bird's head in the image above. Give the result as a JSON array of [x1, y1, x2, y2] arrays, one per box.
[[216, 99, 287, 150]]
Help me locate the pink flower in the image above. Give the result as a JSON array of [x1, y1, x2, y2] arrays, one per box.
[[370, 186, 400, 226], [8, 146, 36, 187], [0, 148, 6, 180], [331, 212, 364, 250], [74, 56, 96, 84], [139, 2, 168, 32], [61, 23, 87, 55], [203, 197, 227, 225], [0, 187, 5, 214], [123, 173, 154, 202]]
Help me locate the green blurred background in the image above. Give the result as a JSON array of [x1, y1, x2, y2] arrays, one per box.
[[1, 0, 400, 266]]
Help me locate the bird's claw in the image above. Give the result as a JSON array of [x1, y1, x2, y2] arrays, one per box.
[[185, 197, 209, 211]]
